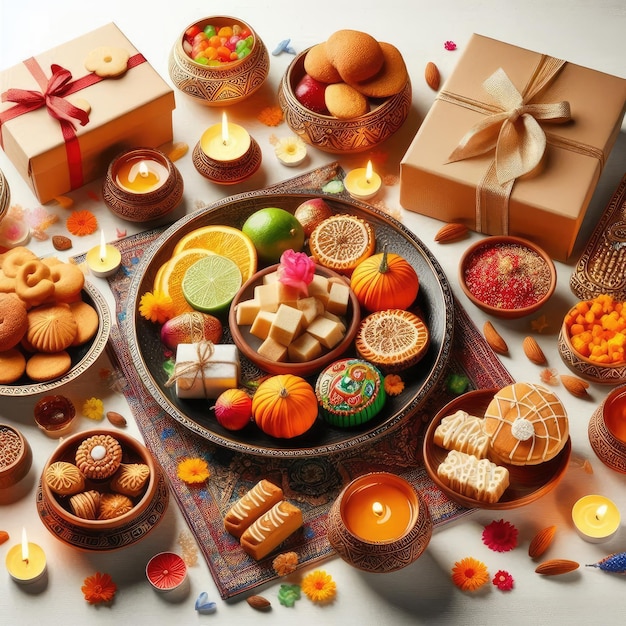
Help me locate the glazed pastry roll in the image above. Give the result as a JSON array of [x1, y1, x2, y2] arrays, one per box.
[[224, 479, 284, 538]]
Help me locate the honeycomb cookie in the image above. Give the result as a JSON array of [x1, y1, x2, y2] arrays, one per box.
[[25, 351, 72, 382], [325, 29, 384, 83], [0, 348, 27, 384], [75, 434, 123, 480], [84, 46, 130, 77], [325, 83, 369, 119]]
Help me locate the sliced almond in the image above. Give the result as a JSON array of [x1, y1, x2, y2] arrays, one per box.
[[434, 222, 468, 243], [425, 61, 441, 91], [528, 525, 557, 559], [535, 558, 579, 576], [483, 321, 509, 355], [560, 374, 590, 398], [523, 336, 547, 365]]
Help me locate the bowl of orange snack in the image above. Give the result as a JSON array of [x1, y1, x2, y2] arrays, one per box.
[[558, 294, 626, 384]]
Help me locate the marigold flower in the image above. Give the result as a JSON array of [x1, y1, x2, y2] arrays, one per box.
[[482, 518, 519, 552], [258, 105, 284, 126], [67, 209, 98, 236], [81, 572, 117, 604], [451, 557, 489, 591], [139, 290, 175, 324], [82, 397, 104, 420], [384, 374, 405, 396], [492, 569, 514, 591], [277, 250, 316, 296], [273, 551, 299, 576], [177, 457, 211, 484], [301, 569, 336, 603]]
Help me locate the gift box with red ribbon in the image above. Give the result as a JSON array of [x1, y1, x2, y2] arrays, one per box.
[[0, 22, 175, 203], [399, 34, 626, 261]]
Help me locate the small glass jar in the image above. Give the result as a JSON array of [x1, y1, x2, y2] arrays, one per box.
[[34, 395, 76, 438]]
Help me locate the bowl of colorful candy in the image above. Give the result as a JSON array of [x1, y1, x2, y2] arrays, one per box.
[[558, 294, 626, 384], [168, 16, 270, 106], [277, 30, 412, 153], [458, 236, 556, 319]]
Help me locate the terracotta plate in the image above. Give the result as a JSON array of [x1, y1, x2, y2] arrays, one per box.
[[423, 389, 571, 509], [126, 191, 455, 457]]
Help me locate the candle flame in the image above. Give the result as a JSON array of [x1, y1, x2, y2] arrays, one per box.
[[99, 230, 107, 262], [372, 501, 384, 517], [221, 111, 230, 145], [21, 528, 29, 563], [595, 504, 608, 521], [138, 161, 150, 178], [365, 160, 373, 184]]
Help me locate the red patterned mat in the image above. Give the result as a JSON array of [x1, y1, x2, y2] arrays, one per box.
[[94, 164, 514, 599]]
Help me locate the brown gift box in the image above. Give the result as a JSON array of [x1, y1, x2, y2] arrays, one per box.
[[0, 22, 175, 203], [399, 34, 626, 262]]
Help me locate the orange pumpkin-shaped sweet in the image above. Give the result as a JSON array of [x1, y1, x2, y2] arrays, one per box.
[[252, 374, 318, 438], [350, 247, 419, 312]]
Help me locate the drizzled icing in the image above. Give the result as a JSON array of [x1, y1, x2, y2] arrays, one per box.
[[231, 480, 279, 522], [246, 501, 291, 544]]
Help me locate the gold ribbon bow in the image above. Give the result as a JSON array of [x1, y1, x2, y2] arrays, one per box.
[[448, 66, 571, 185]]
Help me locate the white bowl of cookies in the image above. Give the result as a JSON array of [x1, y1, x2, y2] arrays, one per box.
[[0, 246, 111, 395], [423, 383, 572, 509], [37, 430, 168, 546]]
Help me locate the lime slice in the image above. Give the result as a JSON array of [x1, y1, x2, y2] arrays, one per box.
[[181, 255, 242, 314]]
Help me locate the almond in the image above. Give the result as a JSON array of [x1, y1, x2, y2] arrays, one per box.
[[106, 411, 127, 427], [483, 321, 509, 355], [535, 558, 579, 576], [425, 61, 441, 91], [560, 374, 590, 398], [434, 222, 468, 243], [247, 595, 271, 610], [0, 530, 9, 545], [52, 235, 72, 251], [523, 336, 547, 365], [528, 525, 557, 559]]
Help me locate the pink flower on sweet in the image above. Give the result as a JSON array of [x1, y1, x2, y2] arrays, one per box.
[[277, 249, 316, 296]]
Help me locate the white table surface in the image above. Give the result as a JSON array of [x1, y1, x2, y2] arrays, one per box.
[[1, 1, 625, 624]]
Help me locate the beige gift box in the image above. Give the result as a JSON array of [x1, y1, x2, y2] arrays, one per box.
[[400, 34, 626, 261], [0, 22, 175, 203]]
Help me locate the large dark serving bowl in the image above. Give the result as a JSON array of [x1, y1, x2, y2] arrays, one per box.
[[125, 191, 455, 457]]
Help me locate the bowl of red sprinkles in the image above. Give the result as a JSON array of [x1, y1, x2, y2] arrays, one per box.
[[459, 236, 556, 319]]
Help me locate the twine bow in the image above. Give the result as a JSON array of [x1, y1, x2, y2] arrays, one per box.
[[2, 63, 89, 129], [447, 67, 571, 185]]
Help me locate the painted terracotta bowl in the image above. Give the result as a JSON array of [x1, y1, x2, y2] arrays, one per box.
[[458, 236, 556, 319]]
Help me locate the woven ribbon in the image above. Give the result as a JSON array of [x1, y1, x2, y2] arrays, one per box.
[[1, 53, 146, 190], [440, 55, 605, 235]]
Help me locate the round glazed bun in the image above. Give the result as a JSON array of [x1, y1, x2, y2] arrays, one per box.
[[482, 382, 569, 465]]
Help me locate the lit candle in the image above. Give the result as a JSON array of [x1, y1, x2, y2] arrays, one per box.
[[344, 160, 382, 201], [5, 528, 47, 584], [115, 154, 169, 193], [200, 112, 252, 162], [341, 473, 417, 543], [85, 231, 122, 278], [146, 552, 188, 595], [572, 495, 621, 543]]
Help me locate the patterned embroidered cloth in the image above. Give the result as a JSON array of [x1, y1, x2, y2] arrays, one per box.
[[94, 164, 514, 599]]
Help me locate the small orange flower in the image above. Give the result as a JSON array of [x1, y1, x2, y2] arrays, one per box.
[[451, 557, 489, 592], [384, 374, 405, 396], [272, 551, 299, 576], [139, 290, 175, 324], [81, 572, 117, 604], [301, 570, 336, 603], [257, 105, 284, 126], [66, 210, 98, 236], [177, 457, 211, 484]]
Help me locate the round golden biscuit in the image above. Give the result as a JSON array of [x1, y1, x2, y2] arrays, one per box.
[[346, 42, 409, 98], [324, 82, 370, 119], [49, 261, 85, 303], [15, 260, 55, 306], [75, 434, 123, 480], [110, 463, 150, 497], [303, 43, 342, 83], [25, 351, 72, 382], [69, 300, 99, 346], [0, 293, 28, 351], [0, 348, 26, 383], [44, 461, 85, 495], [26, 303, 77, 353], [98, 493, 134, 520], [0, 246, 38, 278], [326, 29, 384, 83], [84, 46, 130, 77]]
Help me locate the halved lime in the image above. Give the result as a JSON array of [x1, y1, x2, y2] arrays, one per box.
[[181, 254, 242, 314]]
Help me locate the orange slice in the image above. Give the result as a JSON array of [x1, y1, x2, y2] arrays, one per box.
[[355, 308, 430, 373], [173, 225, 257, 283], [156, 248, 214, 316], [308, 214, 375, 274]]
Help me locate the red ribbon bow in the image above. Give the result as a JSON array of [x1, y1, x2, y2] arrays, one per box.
[[2, 63, 90, 128]]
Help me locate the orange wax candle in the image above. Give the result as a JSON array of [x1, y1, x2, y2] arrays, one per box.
[[344, 160, 382, 201], [115, 153, 169, 193], [604, 386, 626, 443], [200, 112, 251, 162], [5, 529, 47, 584], [341, 473, 417, 543], [572, 495, 621, 543]]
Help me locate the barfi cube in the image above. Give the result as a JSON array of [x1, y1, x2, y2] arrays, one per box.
[[307, 316, 345, 349], [288, 333, 323, 362], [269, 304, 304, 346], [250, 310, 276, 340], [257, 336, 288, 362]]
